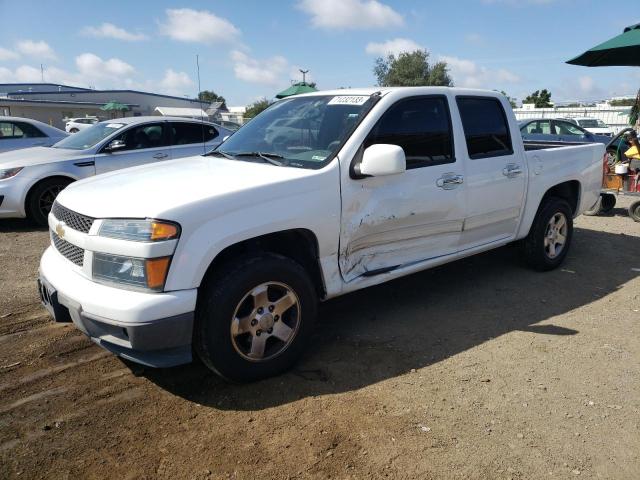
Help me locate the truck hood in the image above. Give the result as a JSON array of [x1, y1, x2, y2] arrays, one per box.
[[56, 155, 324, 219], [0, 146, 91, 169]]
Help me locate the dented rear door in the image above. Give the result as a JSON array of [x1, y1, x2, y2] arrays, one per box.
[[339, 95, 466, 282]]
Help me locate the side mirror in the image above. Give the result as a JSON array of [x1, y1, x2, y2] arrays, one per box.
[[105, 139, 126, 152], [358, 144, 406, 177]]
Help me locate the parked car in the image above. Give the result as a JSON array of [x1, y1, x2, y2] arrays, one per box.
[[520, 118, 613, 145], [0, 116, 68, 154], [65, 117, 99, 133], [561, 117, 614, 136], [38, 88, 603, 381], [0, 116, 231, 225]]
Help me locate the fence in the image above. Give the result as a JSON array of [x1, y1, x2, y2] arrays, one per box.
[[513, 107, 632, 133]]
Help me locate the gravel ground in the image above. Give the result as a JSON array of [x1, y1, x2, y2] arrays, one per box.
[[0, 198, 638, 480]]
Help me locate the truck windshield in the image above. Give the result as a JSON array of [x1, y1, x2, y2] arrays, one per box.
[[214, 95, 375, 169], [53, 122, 126, 150]]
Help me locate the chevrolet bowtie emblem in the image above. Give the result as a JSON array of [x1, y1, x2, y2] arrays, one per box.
[[55, 223, 65, 238]]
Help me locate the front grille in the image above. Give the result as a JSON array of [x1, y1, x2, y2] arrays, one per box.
[[51, 231, 85, 267], [51, 202, 94, 234]]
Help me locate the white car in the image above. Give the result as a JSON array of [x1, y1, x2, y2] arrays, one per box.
[[562, 117, 614, 136], [38, 87, 603, 381], [65, 117, 99, 133], [0, 116, 231, 225], [0, 116, 68, 154]]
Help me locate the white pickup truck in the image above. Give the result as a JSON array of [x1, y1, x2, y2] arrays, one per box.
[[38, 87, 603, 381]]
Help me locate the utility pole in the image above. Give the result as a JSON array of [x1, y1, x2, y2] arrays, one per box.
[[299, 69, 309, 84], [40, 64, 44, 82]]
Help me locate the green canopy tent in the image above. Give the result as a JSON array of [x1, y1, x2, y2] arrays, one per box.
[[100, 101, 130, 118], [566, 23, 640, 67], [275, 82, 317, 99]]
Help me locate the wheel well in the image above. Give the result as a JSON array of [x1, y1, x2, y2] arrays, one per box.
[[203, 229, 326, 298], [25, 176, 75, 210], [540, 180, 580, 215]]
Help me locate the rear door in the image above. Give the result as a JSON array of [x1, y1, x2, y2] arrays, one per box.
[[456, 96, 526, 250], [339, 95, 466, 281], [169, 121, 221, 158], [94, 121, 172, 174]]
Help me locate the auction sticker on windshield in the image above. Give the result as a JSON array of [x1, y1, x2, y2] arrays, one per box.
[[328, 96, 369, 106]]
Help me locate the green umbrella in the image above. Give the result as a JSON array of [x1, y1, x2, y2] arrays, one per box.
[[566, 23, 640, 67], [275, 82, 317, 99], [100, 101, 130, 112]]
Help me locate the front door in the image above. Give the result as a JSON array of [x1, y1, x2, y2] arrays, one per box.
[[339, 95, 466, 282], [95, 122, 172, 174], [455, 96, 526, 250]]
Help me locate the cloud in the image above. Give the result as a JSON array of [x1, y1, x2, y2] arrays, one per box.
[[16, 40, 57, 60], [0, 47, 19, 61], [298, 0, 403, 30], [159, 8, 240, 44], [440, 55, 521, 88], [158, 69, 194, 95], [365, 38, 423, 56], [75, 53, 135, 80], [81, 23, 147, 41], [230, 50, 288, 86]]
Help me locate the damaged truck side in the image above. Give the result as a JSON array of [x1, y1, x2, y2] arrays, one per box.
[[39, 87, 604, 381]]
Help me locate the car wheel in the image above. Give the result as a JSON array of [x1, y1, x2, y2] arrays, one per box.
[[194, 253, 317, 382], [629, 200, 640, 222], [583, 195, 602, 216], [26, 178, 72, 226], [69, 128, 79, 133], [600, 193, 616, 213], [521, 197, 573, 271]]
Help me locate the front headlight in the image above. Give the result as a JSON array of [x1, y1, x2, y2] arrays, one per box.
[[99, 219, 180, 242], [93, 253, 171, 292], [0, 167, 23, 180]]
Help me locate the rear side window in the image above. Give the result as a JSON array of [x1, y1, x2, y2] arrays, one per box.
[[365, 96, 454, 169], [171, 122, 218, 145], [15, 121, 46, 138], [0, 121, 24, 139], [456, 97, 513, 159]]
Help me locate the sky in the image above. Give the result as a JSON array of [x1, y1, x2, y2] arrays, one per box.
[[1, 0, 639, 106]]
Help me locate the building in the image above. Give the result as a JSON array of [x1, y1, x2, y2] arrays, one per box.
[[0, 83, 210, 129]]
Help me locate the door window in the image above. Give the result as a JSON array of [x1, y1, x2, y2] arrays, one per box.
[[110, 123, 169, 151], [0, 122, 24, 139], [365, 96, 454, 169], [456, 97, 513, 159], [14, 122, 46, 138], [170, 122, 218, 145], [522, 120, 551, 135], [554, 121, 586, 136]]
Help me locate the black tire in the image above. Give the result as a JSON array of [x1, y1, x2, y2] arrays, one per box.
[[69, 128, 79, 133], [629, 200, 640, 222], [521, 197, 573, 271], [583, 195, 602, 216], [600, 193, 616, 213], [194, 253, 317, 382], [26, 177, 72, 226]]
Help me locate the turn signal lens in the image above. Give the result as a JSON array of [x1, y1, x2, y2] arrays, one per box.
[[146, 257, 171, 290], [150, 221, 179, 241]]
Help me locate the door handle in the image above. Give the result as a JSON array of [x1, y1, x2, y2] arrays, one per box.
[[436, 174, 464, 190], [503, 164, 523, 178], [153, 153, 169, 159]]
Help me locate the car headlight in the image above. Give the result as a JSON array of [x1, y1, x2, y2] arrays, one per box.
[[99, 219, 180, 242], [92, 253, 171, 292], [0, 167, 23, 180]]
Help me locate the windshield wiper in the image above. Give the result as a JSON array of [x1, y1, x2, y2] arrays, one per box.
[[206, 150, 236, 160], [234, 152, 287, 167]]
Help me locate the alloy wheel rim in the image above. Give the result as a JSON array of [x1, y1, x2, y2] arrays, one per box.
[[39, 185, 64, 217], [544, 212, 568, 259], [230, 281, 301, 362]]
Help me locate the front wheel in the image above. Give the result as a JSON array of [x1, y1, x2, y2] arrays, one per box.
[[521, 197, 573, 271], [194, 253, 317, 382], [26, 178, 72, 226]]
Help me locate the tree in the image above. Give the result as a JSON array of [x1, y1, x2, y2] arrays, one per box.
[[523, 89, 553, 108], [497, 90, 517, 108], [609, 98, 636, 107], [244, 98, 271, 119], [198, 90, 226, 105], [373, 50, 453, 87]]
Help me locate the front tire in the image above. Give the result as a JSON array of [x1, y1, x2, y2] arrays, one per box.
[[194, 253, 317, 382], [629, 200, 640, 222], [26, 178, 72, 226], [521, 197, 573, 271]]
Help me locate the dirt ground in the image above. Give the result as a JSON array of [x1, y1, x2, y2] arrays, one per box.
[[0, 198, 638, 480]]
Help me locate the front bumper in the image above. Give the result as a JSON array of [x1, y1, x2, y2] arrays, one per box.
[[0, 177, 28, 218], [39, 246, 197, 367]]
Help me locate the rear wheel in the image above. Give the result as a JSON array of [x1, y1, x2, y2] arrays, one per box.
[[521, 197, 573, 271], [600, 193, 616, 213], [69, 128, 79, 133], [26, 178, 72, 226], [629, 200, 640, 222], [194, 253, 317, 382]]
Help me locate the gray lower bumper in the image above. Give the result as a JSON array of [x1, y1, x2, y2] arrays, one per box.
[[38, 276, 194, 368]]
